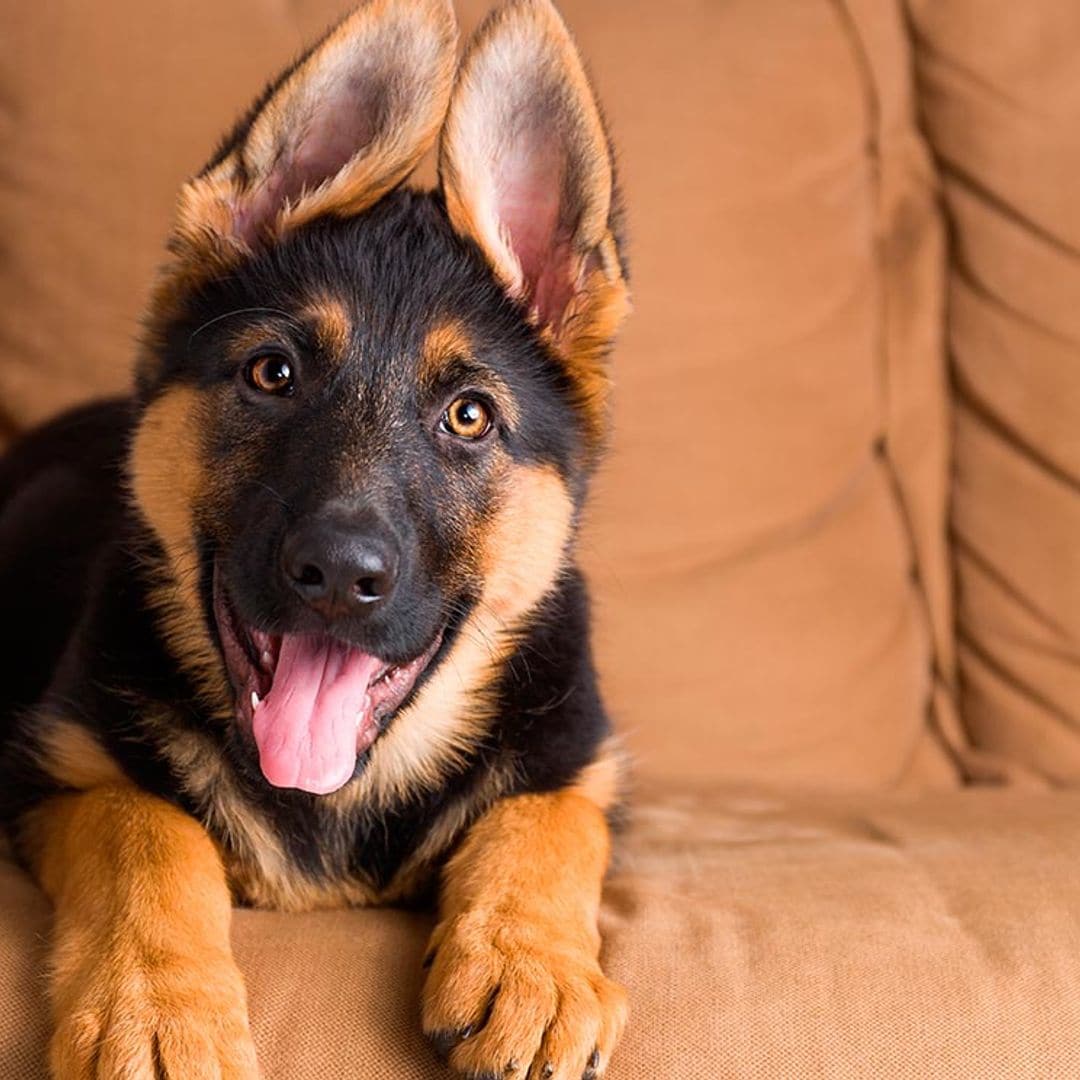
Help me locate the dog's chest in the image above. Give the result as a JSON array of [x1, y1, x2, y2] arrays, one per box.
[[160, 731, 396, 909], [203, 778, 448, 911], [159, 725, 498, 911]]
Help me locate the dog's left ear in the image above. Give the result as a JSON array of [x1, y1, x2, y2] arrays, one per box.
[[174, 0, 457, 259], [439, 0, 629, 431]]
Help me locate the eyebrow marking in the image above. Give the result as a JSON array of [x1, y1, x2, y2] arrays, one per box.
[[305, 296, 352, 359], [419, 329, 521, 428], [419, 318, 475, 381]]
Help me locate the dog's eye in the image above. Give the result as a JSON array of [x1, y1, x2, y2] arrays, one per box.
[[440, 396, 493, 440], [244, 354, 295, 396]]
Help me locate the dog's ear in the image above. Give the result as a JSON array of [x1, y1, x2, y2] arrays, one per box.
[[174, 0, 457, 260], [439, 0, 629, 433]]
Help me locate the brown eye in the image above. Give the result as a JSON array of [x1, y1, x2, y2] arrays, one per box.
[[441, 396, 493, 440], [244, 354, 295, 396]]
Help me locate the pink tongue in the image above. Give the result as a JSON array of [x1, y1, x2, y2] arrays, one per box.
[[252, 635, 381, 795]]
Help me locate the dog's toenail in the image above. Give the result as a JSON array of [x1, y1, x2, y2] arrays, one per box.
[[429, 1029, 467, 1062]]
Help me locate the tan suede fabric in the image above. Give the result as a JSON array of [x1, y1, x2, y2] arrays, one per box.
[[0, 0, 960, 789], [908, 0, 1080, 783], [5, 789, 1080, 1079]]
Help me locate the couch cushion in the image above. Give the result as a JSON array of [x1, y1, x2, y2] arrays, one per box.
[[4, 786, 1080, 1078], [907, 0, 1080, 783]]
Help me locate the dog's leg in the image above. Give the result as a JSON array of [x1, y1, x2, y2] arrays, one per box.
[[422, 790, 626, 1080], [21, 784, 258, 1080]]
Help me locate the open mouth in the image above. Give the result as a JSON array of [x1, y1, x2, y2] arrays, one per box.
[[213, 565, 442, 796]]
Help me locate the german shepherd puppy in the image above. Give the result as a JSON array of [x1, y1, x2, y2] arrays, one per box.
[[0, 0, 630, 1076]]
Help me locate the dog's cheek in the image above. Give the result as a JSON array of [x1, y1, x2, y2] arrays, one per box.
[[129, 385, 207, 586], [347, 463, 573, 809], [480, 462, 574, 622], [129, 385, 231, 702]]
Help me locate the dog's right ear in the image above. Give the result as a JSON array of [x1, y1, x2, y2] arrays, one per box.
[[171, 0, 457, 269]]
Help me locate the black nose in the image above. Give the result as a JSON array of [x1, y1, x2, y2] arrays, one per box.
[[281, 508, 399, 621]]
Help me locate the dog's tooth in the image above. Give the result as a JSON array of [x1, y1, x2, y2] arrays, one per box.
[[251, 690, 261, 710], [262, 650, 273, 667]]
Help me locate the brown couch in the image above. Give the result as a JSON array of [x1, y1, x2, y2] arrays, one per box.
[[2, 0, 1079, 1076]]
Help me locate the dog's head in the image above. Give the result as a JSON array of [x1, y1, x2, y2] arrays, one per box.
[[130, 0, 628, 798]]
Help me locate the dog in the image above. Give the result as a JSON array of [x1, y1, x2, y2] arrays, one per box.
[[0, 0, 630, 1076]]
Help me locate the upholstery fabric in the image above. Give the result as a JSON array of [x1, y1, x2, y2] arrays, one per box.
[[908, 0, 1080, 783], [5, 787, 1080, 1079]]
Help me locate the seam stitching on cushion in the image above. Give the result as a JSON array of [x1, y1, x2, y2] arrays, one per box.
[[828, 0, 968, 783]]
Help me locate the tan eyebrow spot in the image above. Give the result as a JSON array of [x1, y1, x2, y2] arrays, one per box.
[[306, 297, 351, 359], [420, 319, 521, 428], [420, 318, 474, 381]]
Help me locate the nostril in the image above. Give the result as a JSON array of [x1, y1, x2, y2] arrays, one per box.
[[296, 564, 324, 589], [354, 575, 384, 602]]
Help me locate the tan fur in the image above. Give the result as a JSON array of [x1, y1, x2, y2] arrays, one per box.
[[34, 718, 124, 790], [422, 789, 627, 1079], [22, 786, 258, 1079], [439, 0, 630, 448], [569, 736, 627, 814], [307, 296, 352, 360], [552, 259, 632, 448], [337, 463, 574, 811], [127, 387, 232, 710], [421, 317, 474, 373]]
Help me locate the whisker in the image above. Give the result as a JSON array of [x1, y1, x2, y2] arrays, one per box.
[[187, 307, 299, 345]]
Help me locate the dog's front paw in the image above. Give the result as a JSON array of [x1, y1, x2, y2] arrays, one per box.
[[421, 913, 627, 1080], [49, 944, 259, 1080]]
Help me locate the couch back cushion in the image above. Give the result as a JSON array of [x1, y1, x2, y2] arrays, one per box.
[[0, 0, 959, 788], [909, 0, 1080, 784]]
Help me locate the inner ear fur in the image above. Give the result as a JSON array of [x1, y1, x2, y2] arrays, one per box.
[[438, 0, 629, 442], [171, 0, 458, 267]]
